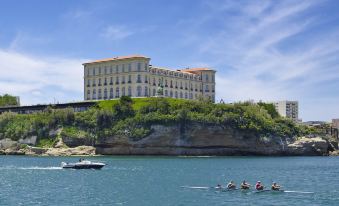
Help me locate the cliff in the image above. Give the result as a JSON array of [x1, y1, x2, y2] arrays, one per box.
[[94, 123, 331, 156]]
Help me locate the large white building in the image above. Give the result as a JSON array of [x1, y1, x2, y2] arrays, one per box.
[[83, 55, 216, 101], [274, 101, 299, 122]]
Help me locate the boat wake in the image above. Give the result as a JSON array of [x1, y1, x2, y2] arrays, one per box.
[[0, 166, 62, 170]]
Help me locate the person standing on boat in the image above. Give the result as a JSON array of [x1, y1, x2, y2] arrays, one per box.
[[227, 180, 236, 189], [271, 182, 281, 191], [255, 181, 264, 190], [240, 180, 251, 190]]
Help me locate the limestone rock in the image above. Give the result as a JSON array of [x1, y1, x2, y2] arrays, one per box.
[[287, 137, 329, 156]]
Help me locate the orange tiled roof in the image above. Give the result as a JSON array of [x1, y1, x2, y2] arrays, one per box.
[[178, 68, 215, 73], [83, 55, 150, 65]]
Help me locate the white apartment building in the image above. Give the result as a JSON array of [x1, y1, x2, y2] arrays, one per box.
[[274, 101, 299, 122], [83, 55, 216, 101]]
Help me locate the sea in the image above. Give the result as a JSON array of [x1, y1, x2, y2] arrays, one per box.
[[0, 156, 338, 206]]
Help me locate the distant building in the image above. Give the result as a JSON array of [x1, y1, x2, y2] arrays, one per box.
[[83, 55, 216, 102], [274, 101, 299, 122], [332, 119, 339, 129]]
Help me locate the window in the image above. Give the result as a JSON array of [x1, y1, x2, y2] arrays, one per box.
[[180, 92, 183, 98], [122, 64, 125, 72], [104, 78, 107, 85], [104, 67, 107, 74], [122, 87, 126, 96], [145, 75, 148, 83], [144, 63, 148, 70], [153, 89, 156, 96], [137, 74, 141, 83], [99, 67, 101, 75], [175, 91, 178, 98], [98, 78, 102, 86], [116, 76, 119, 84], [116, 87, 120, 98], [87, 79, 90, 86], [116, 65, 119, 73], [205, 85, 209, 92], [110, 88, 114, 98], [110, 66, 113, 74], [92, 89, 97, 99], [128, 86, 132, 96], [93, 68, 96, 76], [137, 62, 141, 71], [122, 76, 125, 84], [212, 75, 214, 82], [128, 75, 132, 83], [185, 92, 188, 99], [110, 77, 113, 85], [165, 90, 168, 96], [98, 89, 102, 99], [92, 79, 96, 86], [189, 93, 193, 99], [87, 68, 90, 76], [87, 90, 90, 99], [205, 74, 209, 82], [104, 88, 108, 99], [128, 63, 131, 72], [170, 91, 173, 97], [145, 86, 148, 96], [137, 86, 142, 97]]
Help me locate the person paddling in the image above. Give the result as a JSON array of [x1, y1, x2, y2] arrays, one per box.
[[255, 181, 264, 190], [227, 180, 236, 189], [240, 180, 251, 190], [271, 182, 281, 191]]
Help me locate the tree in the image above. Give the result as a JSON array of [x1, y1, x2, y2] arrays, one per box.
[[0, 94, 19, 106]]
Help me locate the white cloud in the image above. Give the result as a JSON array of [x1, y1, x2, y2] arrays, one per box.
[[182, 0, 339, 120], [101, 25, 133, 40], [0, 49, 86, 105]]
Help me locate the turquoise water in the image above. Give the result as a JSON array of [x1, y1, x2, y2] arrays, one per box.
[[0, 156, 338, 206]]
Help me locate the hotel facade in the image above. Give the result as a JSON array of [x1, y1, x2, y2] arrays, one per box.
[[83, 55, 216, 101]]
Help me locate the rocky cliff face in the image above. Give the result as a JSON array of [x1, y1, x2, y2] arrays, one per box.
[[95, 123, 331, 156], [0, 123, 333, 156]]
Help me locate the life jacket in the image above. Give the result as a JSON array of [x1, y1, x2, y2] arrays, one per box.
[[255, 183, 263, 190]]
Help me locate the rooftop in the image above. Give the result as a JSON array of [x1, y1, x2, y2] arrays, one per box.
[[83, 55, 150, 65]]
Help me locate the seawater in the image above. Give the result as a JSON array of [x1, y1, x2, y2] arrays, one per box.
[[0, 156, 338, 206]]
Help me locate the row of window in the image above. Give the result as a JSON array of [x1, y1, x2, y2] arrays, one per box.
[[86, 62, 148, 76], [86, 76, 215, 92], [150, 68, 215, 82], [86, 87, 215, 100]]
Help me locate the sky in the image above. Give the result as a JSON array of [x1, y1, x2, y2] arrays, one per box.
[[0, 0, 338, 121]]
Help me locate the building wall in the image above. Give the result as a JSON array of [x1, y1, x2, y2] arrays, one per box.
[[274, 101, 299, 122], [332, 119, 339, 129], [83, 57, 216, 102]]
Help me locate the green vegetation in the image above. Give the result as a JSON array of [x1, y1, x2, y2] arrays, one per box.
[[0, 94, 19, 107], [0, 97, 314, 145]]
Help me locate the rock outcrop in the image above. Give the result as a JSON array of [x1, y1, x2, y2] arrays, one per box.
[[95, 123, 331, 156], [0, 123, 334, 156]]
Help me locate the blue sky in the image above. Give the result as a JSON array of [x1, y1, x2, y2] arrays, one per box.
[[0, 0, 338, 121]]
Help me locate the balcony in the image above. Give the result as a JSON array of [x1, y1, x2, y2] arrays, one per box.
[[137, 80, 142, 83], [128, 81, 132, 83], [145, 81, 148, 83], [165, 85, 168, 87], [185, 87, 188, 90], [212, 90, 215, 92], [195, 89, 197, 92], [153, 83, 156, 86], [170, 85, 173, 88], [109, 82, 113, 85], [104, 83, 107, 86], [115, 82, 119, 84], [92, 84, 96, 87], [175, 86, 178, 89], [98, 84, 102, 86], [205, 90, 210, 92], [122, 81, 125, 84], [180, 87, 183, 89], [86, 84, 90, 87]]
